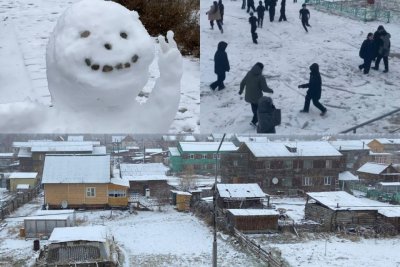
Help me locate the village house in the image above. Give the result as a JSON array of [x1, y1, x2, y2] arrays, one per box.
[[220, 141, 345, 194], [0, 152, 16, 172], [364, 138, 400, 153], [356, 162, 400, 184], [216, 183, 269, 209], [231, 134, 270, 147], [13, 140, 102, 177], [168, 141, 238, 174], [119, 163, 171, 198], [329, 140, 370, 170], [305, 191, 400, 233], [42, 154, 129, 209], [8, 172, 38, 191]]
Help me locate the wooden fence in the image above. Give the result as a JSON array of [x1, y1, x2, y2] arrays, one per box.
[[0, 185, 41, 221], [233, 228, 286, 267]]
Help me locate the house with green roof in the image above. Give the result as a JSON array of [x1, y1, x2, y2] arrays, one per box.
[[168, 142, 238, 174]]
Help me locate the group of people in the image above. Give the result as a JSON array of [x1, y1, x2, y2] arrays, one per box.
[[206, 0, 225, 34], [359, 25, 391, 74], [207, 1, 392, 134]]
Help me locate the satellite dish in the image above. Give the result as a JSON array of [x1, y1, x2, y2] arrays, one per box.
[[61, 200, 68, 209], [272, 177, 279, 185]]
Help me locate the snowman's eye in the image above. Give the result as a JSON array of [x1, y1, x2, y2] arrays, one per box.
[[120, 32, 128, 39], [80, 30, 90, 38]]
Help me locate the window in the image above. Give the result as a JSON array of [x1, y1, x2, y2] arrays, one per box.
[[283, 160, 293, 169], [303, 177, 312, 186], [324, 176, 332, 185], [326, 160, 332, 169], [233, 160, 238, 167], [303, 160, 313, 169], [108, 190, 126, 198], [189, 154, 194, 159], [213, 153, 221, 159], [86, 187, 96, 197], [202, 154, 207, 159], [265, 161, 270, 169]]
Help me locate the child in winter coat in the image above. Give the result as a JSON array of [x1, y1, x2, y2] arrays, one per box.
[[256, 1, 266, 27], [207, 1, 223, 33], [299, 4, 311, 32], [239, 62, 274, 127], [298, 63, 327, 116], [210, 41, 230, 91], [249, 12, 258, 44], [358, 33, 375, 74], [257, 96, 278, 133]]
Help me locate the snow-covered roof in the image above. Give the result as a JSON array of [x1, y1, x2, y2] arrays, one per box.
[[25, 214, 71, 221], [338, 171, 359, 181], [31, 145, 93, 152], [162, 135, 177, 141], [145, 148, 163, 154], [245, 141, 342, 158], [9, 172, 37, 179], [378, 182, 400, 186], [217, 183, 266, 198], [93, 146, 107, 155], [235, 135, 270, 143], [179, 142, 237, 152], [110, 178, 129, 187], [120, 163, 168, 176], [329, 140, 370, 151], [228, 209, 279, 216], [35, 209, 75, 216], [368, 138, 400, 145], [124, 175, 169, 181], [16, 184, 30, 189], [169, 147, 181, 157], [49, 226, 108, 243], [17, 147, 31, 158], [307, 191, 400, 211], [357, 162, 389, 174], [369, 151, 392, 155], [67, 135, 84, 141], [378, 207, 400, 218], [42, 155, 110, 184], [182, 135, 196, 142], [0, 153, 14, 157], [13, 140, 99, 149]]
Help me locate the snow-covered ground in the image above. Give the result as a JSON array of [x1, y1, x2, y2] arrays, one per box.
[[200, 0, 400, 134], [0, 195, 263, 266], [0, 0, 199, 133]]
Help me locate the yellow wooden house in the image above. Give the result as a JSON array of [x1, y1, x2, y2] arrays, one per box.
[[42, 154, 129, 209], [9, 172, 38, 191]]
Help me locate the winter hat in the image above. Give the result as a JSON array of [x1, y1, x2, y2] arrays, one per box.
[[309, 63, 319, 72], [377, 25, 385, 31], [255, 62, 264, 70], [302, 3, 306, 7], [367, 32, 373, 38], [250, 12, 254, 15], [259, 1, 262, 4]]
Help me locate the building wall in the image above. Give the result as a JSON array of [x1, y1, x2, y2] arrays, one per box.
[[10, 178, 37, 191], [128, 180, 170, 198], [227, 214, 279, 232], [44, 183, 108, 208], [367, 140, 384, 153], [107, 184, 128, 207]]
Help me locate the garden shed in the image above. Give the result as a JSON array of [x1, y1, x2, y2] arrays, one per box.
[[176, 191, 192, 211], [227, 209, 279, 233], [24, 209, 76, 239]]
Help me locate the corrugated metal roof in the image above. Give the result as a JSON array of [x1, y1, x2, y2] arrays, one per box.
[[9, 172, 38, 179], [42, 155, 110, 184], [357, 162, 389, 174], [217, 183, 266, 198]]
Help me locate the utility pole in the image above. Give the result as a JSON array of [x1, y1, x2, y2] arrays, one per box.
[[213, 133, 226, 267]]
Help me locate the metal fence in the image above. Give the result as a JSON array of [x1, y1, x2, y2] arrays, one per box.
[[305, 0, 400, 22], [349, 183, 400, 204]]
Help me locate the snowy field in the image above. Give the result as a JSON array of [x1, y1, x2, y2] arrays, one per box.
[[200, 0, 400, 134], [0, 195, 263, 267], [0, 0, 199, 133]]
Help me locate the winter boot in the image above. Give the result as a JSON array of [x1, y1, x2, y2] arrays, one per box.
[[250, 122, 257, 127], [320, 109, 327, 116], [300, 110, 309, 113]]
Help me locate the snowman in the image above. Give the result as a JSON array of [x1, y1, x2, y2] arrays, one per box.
[[0, 0, 183, 132]]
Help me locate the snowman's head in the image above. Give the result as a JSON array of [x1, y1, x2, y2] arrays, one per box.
[[47, 0, 154, 110]]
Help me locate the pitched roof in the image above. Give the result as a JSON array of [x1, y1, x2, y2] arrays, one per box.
[[49, 226, 107, 243], [329, 140, 370, 151], [228, 209, 279, 216], [245, 141, 342, 158], [338, 171, 359, 181], [169, 147, 181, 157], [120, 163, 168, 176], [357, 162, 389, 174], [217, 183, 266, 198], [9, 172, 38, 179], [179, 142, 237, 152], [42, 155, 110, 184]]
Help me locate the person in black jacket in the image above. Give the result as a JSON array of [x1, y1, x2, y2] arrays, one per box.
[[256, 1, 266, 28], [249, 12, 258, 44], [247, 0, 256, 12], [358, 33, 375, 74], [257, 96, 278, 133], [269, 0, 277, 22], [210, 41, 230, 91], [278, 0, 287, 21], [218, 0, 225, 25], [298, 63, 327, 116], [264, 0, 270, 11], [372, 25, 391, 73], [299, 4, 311, 32]]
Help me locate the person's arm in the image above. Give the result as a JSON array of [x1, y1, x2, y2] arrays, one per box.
[[298, 83, 309, 88], [239, 75, 247, 95], [260, 77, 273, 93]]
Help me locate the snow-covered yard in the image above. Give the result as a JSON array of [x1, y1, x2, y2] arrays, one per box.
[[200, 0, 400, 134], [0, 195, 263, 266], [0, 0, 199, 133]]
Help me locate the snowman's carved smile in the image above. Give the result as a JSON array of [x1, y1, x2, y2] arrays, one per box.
[[84, 54, 139, 72]]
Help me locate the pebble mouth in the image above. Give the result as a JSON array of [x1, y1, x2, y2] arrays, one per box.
[[84, 54, 139, 73]]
